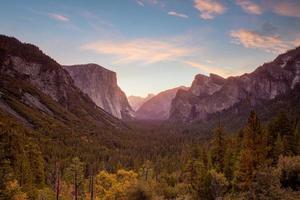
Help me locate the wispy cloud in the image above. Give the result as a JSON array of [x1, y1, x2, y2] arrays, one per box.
[[230, 29, 291, 53], [136, 0, 144, 7], [136, 0, 164, 8], [194, 0, 226, 19], [48, 13, 70, 22], [168, 11, 188, 18], [272, 0, 300, 18], [236, 0, 262, 15], [81, 38, 195, 64], [183, 60, 241, 77], [81, 11, 114, 28]]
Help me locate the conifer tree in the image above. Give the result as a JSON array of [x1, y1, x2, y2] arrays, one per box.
[[210, 125, 226, 172], [235, 111, 267, 191], [268, 112, 297, 158], [65, 157, 85, 200], [184, 146, 211, 199], [26, 143, 45, 187]]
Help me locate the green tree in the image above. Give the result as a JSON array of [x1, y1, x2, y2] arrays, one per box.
[[268, 112, 297, 158], [234, 111, 267, 191], [209, 169, 229, 199], [210, 126, 226, 172], [26, 143, 45, 187], [65, 157, 85, 200], [184, 146, 212, 199]]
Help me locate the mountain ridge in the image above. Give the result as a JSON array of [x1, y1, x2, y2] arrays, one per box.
[[169, 46, 300, 123], [0, 34, 126, 130]]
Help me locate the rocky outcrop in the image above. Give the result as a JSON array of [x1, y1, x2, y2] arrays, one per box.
[[128, 94, 154, 111], [136, 86, 188, 120], [64, 64, 134, 119], [170, 47, 300, 123], [0, 35, 124, 129]]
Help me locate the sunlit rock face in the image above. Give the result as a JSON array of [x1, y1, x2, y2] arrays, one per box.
[[136, 86, 188, 120], [170, 47, 300, 123], [64, 64, 134, 119], [0, 35, 125, 128]]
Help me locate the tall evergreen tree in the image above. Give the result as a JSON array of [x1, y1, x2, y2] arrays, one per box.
[[210, 125, 226, 172], [268, 112, 297, 158], [26, 142, 45, 187], [184, 146, 212, 199], [65, 157, 85, 200], [234, 111, 267, 191]]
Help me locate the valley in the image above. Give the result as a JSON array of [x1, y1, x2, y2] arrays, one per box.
[[0, 34, 300, 200]]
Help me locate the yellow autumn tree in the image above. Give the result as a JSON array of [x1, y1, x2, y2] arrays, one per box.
[[94, 169, 138, 200]]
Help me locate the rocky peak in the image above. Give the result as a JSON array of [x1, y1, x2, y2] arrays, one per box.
[[169, 46, 300, 123], [64, 64, 133, 119], [190, 73, 225, 97]]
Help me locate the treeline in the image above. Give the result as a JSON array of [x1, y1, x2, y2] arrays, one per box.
[[184, 111, 300, 199], [1, 111, 300, 199]]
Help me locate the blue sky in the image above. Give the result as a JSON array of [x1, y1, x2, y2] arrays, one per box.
[[1, 0, 300, 96]]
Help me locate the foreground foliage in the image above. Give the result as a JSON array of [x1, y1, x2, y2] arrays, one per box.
[[0, 110, 300, 199]]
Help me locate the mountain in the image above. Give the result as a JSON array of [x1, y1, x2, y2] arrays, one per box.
[[64, 64, 133, 119], [0, 35, 125, 131], [128, 94, 154, 111], [136, 86, 188, 120], [170, 47, 300, 123]]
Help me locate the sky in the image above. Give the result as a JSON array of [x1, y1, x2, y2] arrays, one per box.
[[0, 0, 300, 97]]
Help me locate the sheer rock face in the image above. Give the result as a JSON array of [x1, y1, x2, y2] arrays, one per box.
[[0, 35, 124, 129], [64, 64, 134, 119], [128, 94, 154, 111], [136, 86, 188, 120], [170, 47, 300, 123]]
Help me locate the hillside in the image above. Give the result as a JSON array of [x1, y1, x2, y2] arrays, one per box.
[[170, 47, 300, 123]]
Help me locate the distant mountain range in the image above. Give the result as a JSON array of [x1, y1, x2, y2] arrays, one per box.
[[1, 34, 299, 131], [135, 86, 188, 120], [128, 94, 154, 111]]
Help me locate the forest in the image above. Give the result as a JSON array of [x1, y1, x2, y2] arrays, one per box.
[[1, 109, 300, 200]]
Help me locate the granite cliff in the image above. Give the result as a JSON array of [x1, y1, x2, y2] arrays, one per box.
[[170, 47, 300, 123], [64, 64, 133, 119]]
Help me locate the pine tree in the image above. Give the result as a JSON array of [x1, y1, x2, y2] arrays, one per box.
[[65, 157, 85, 200], [268, 112, 297, 158], [274, 134, 284, 159], [184, 146, 212, 199], [26, 142, 45, 187], [223, 138, 236, 181], [0, 159, 15, 200], [210, 126, 226, 172], [234, 111, 267, 191]]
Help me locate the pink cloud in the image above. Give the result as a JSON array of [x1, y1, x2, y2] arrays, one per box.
[[236, 0, 263, 15], [183, 60, 244, 77], [81, 38, 195, 64], [194, 0, 226, 19], [230, 29, 291, 53], [272, 0, 300, 18]]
